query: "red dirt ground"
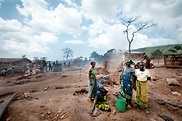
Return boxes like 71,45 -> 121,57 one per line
0,61 -> 182,121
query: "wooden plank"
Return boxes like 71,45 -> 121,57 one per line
0,92 -> 16,119
165,65 -> 182,68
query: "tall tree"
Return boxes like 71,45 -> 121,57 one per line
90,51 -> 101,62
34,57 -> 39,60
121,17 -> 156,59
168,45 -> 182,54
40,57 -> 47,61
169,49 -> 177,54
174,45 -> 182,50
151,49 -> 163,64
62,48 -> 73,60
103,49 -> 117,60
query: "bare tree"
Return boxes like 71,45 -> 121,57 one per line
121,17 -> 156,59
62,48 -> 73,60
22,55 -> 26,58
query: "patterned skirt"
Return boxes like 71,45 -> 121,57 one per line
88,79 -> 97,98
135,80 -> 148,107
119,75 -> 132,100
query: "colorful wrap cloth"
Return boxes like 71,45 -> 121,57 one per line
95,95 -> 110,111
119,75 -> 132,100
95,84 -> 110,111
135,80 -> 148,107
88,69 -> 97,98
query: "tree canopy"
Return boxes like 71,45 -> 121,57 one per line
62,48 -> 73,60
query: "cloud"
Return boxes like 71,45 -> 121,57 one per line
32,32 -> 58,43
88,18 -> 110,37
0,0 -> 4,7
0,0 -> 83,57
86,0 -> 182,51
64,40 -> 85,44
88,24 -> 127,50
63,0 -> 79,9
16,0 -> 82,35
122,0 -> 182,36
81,0 -> 121,21
88,22 -> 177,52
0,0 -> 181,59
0,17 -> 58,55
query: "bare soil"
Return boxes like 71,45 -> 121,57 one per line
0,64 -> 182,121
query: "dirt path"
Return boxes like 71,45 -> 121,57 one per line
0,66 -> 182,121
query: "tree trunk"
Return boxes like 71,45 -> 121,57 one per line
158,56 -> 159,64
128,42 -> 131,59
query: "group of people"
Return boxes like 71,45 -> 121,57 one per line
88,58 -> 151,115
88,61 -> 111,115
0,67 -> 14,76
118,59 -> 151,114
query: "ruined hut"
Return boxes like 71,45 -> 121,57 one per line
124,51 -> 143,60
0,58 -> 32,74
164,54 -> 182,68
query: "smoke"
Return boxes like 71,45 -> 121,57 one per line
107,52 -> 124,73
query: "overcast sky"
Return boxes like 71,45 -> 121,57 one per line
0,0 -> 182,60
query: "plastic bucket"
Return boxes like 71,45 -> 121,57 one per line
115,95 -> 126,112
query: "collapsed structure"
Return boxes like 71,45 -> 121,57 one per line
0,58 -> 32,74
164,54 -> 182,68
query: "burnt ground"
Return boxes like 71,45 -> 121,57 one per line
0,63 -> 182,121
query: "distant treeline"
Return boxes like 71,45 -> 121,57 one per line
132,44 -> 182,59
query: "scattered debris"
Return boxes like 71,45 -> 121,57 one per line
112,109 -> 116,115
62,75 -> 68,77
166,78 -> 181,86
40,114 -> 46,118
150,119 -> 157,121
152,76 -> 157,81
55,86 -> 64,89
90,108 -> 101,117
43,87 -> 50,91
58,109 -> 63,113
15,75 -> 29,81
158,114 -> 174,121
6,117 -> 11,121
36,74 -> 42,78
155,99 -> 166,105
40,105 -> 44,108
13,93 -> 33,100
171,91 -> 181,96
73,89 -> 88,95
167,102 -> 182,109
30,89 -> 37,93
14,80 -> 31,85
6,81 -> 11,83
47,111 -> 51,115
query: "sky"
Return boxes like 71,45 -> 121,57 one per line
0,0 -> 182,61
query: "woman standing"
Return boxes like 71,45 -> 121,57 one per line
135,62 -> 151,114
88,61 -> 97,101
119,59 -> 135,109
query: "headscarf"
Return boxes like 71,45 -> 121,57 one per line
125,59 -> 135,65
98,84 -> 103,89
139,61 -> 144,66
